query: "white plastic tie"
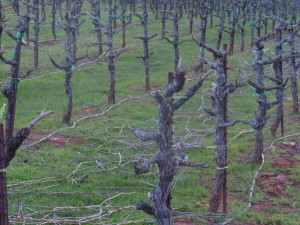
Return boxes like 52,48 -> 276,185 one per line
0,168 -> 7,173
217,166 -> 228,170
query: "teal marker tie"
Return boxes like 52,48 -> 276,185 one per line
69,62 -> 75,71
252,89 -> 267,97
12,78 -> 19,88
16,31 -> 26,44
17,31 -> 21,38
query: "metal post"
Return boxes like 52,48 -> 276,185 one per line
0,123 -> 9,225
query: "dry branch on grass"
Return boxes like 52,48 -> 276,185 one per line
21,95 -> 147,149
9,194 -> 139,224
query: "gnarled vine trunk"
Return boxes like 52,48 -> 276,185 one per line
133,59 -> 209,224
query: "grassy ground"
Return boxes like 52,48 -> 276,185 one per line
1,2 -> 300,224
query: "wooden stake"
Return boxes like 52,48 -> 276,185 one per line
168,72 -> 174,84
223,44 -> 228,214
0,123 -> 9,225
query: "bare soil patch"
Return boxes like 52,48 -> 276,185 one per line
233,46 -> 252,52
174,219 -> 196,225
39,39 -> 58,46
23,39 -> 58,49
23,132 -> 85,148
258,141 -> 299,197
130,98 -> 157,104
258,172 -> 288,197
231,223 -> 259,225
124,46 -> 140,54
48,136 -> 72,148
252,139 -> 299,217
271,140 -> 299,169
285,114 -> 300,125
253,198 -> 296,214
77,55 -> 99,65
272,156 -> 295,169
82,106 -> 97,113
253,199 -> 276,215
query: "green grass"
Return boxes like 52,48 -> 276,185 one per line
1,1 -> 300,224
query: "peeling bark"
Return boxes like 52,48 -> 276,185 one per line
120,0 -> 127,48
270,21 -> 286,136
33,0 -> 40,68
92,0 -> 126,104
51,0 -> 58,40
193,38 -> 249,213
134,0 -> 158,92
250,2 -> 256,47
49,5 -> 84,122
224,0 -> 240,55
89,0 -> 103,55
24,0 -> 40,68
215,2 -> 226,51
160,0 -> 168,39
286,20 -> 299,114
248,33 -> 278,163
12,0 -> 20,14
40,0 -> 46,22
0,16 -> 30,145
196,0 -> 210,72
188,0 -> 195,33
238,1 -> 248,51
164,0 -> 186,74
133,59 -> 209,224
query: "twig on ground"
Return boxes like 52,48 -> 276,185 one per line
21,95 -> 147,149
230,129 -> 254,140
